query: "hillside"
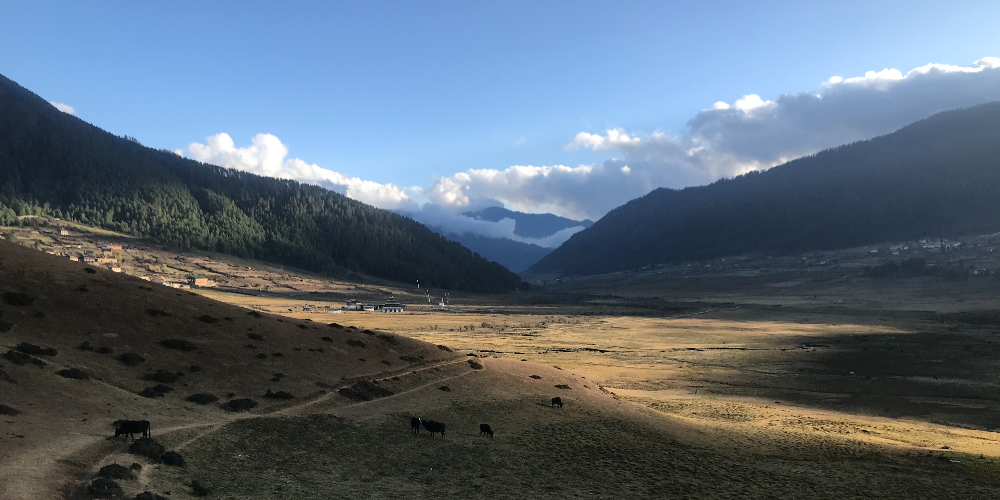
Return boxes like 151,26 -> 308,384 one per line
531,102 -> 1000,277
0,74 -> 524,292
443,232 -> 551,273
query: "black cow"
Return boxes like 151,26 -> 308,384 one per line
551,397 -> 563,408
421,419 -> 446,438
411,417 -> 422,434
479,423 -> 494,438
114,420 -> 151,442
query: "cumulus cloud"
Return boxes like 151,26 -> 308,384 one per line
177,133 -> 417,210
50,102 -> 75,115
431,57 -> 1000,220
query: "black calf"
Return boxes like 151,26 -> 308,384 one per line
479,423 -> 494,438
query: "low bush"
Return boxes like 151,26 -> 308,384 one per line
320,336 -> 333,342
160,339 -> 196,352
376,334 -> 398,345
438,385 -> 451,392
3,350 -> 45,366
468,360 -> 484,370
264,389 -> 295,400
58,368 -> 89,380
196,315 -> 219,324
153,384 -> 174,393
0,404 -> 20,416
2,292 -> 34,307
329,322 -> 343,328
119,353 -> 145,366
191,480 -> 211,496
78,341 -> 94,351
139,387 -> 164,399
225,398 -> 258,412
338,380 -> 393,401
161,450 -> 185,466
135,492 -> 168,500
529,375 -> 542,379
255,353 -> 268,359
129,437 -> 165,461
297,324 -> 308,329
144,370 -> 182,383
98,463 -> 134,480
186,393 -> 219,405
14,342 -> 57,356
346,339 -> 366,348
437,344 -> 453,352
87,477 -> 123,498
247,333 -> 263,341
555,384 -> 571,389
247,310 -> 263,318
400,355 -> 421,363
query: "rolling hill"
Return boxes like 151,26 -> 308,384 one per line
0,74 -> 524,292
530,102 -> 1000,277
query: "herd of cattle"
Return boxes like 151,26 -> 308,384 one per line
113,397 -> 566,442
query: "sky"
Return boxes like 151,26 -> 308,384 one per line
3,1 -> 1000,245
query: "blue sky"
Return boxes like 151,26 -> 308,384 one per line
3,1 -> 1000,230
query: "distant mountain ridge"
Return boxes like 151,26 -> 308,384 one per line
461,206 -> 593,239
0,73 -> 524,292
530,102 -> 1000,277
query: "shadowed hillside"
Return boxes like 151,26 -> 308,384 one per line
531,102 -> 1000,276
0,74 -> 524,292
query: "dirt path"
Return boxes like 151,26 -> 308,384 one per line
55,357 -> 472,499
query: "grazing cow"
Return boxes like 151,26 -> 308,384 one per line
411,417 -> 422,434
421,419 -> 446,438
551,397 -> 563,408
114,420 -> 151,442
479,423 -> 494,438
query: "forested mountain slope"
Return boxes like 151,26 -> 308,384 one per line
0,74 -> 523,292
531,102 -> 1000,276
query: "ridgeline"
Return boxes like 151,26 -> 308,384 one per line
0,74 -> 524,292
531,102 -> 1000,276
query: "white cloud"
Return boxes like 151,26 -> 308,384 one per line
430,57 -> 1000,220
50,102 -> 75,115
397,204 -> 586,249
177,133 -> 416,210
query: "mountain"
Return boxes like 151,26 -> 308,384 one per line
461,206 -> 593,239
0,74 -> 524,292
442,233 -> 552,273
530,102 -> 1000,277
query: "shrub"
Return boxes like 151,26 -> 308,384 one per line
0,404 -> 20,416
400,355 -> 421,363
153,384 -> 174,393
191,480 -> 211,496
437,344 -> 453,352
264,389 -> 295,400
248,310 -> 263,318
377,334 -> 398,345
186,393 -> 219,405
271,352 -> 283,357
14,342 -> 57,356
2,292 -> 34,307
129,437 -> 165,460
144,370 -> 182,383
119,353 -> 145,366
130,463 -> 143,471
225,398 -> 258,412
98,463 -> 134,480
529,375 -> 542,379
160,339 -> 196,352
338,380 -> 393,401
468,360 -> 484,370
3,350 -> 44,366
196,315 -> 219,324
83,268 -> 97,274
346,339 -> 366,348
329,322 -> 343,328
87,477 -> 123,498
78,341 -> 94,351
247,333 -> 263,341
58,368 -> 89,380
320,336 -> 333,342
135,492 -> 168,500
139,387 -> 164,399
555,384 -> 571,389
438,385 -> 451,392
297,324 -> 308,329
255,353 -> 268,359
161,451 -> 185,466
